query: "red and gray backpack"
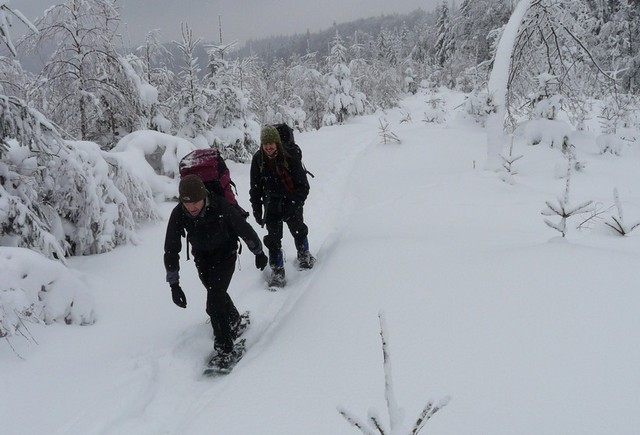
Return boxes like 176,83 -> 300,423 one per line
179,148 -> 249,218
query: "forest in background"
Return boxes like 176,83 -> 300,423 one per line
0,0 -> 639,261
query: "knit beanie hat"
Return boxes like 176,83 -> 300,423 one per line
179,174 -> 207,203
260,125 -> 282,146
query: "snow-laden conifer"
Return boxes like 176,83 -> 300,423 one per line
204,42 -> 260,162
338,312 -> 449,434
324,31 -> 367,125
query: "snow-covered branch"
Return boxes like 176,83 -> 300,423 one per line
338,312 -> 449,434
605,188 -> 640,236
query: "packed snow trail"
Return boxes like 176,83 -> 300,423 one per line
43,120 -> 377,435
5,91 -> 640,435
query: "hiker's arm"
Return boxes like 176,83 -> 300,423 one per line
249,154 -> 263,208
249,154 -> 265,221
163,206 -> 184,285
224,204 -> 264,255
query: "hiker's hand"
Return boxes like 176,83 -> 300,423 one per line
170,283 -> 187,308
255,252 -> 268,270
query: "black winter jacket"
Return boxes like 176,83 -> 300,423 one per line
164,194 -> 263,284
249,150 -> 310,212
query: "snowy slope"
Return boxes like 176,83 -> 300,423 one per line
2,90 -> 640,435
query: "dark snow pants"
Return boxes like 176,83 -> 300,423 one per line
194,254 -> 239,353
263,201 -> 308,263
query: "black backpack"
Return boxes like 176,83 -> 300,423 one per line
272,123 -> 314,178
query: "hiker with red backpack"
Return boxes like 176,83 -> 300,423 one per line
249,125 -> 315,288
163,174 -> 268,371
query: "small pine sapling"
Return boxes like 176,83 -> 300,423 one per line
541,154 -> 594,237
378,118 -> 401,144
399,110 -> 412,124
422,97 -> 445,124
605,188 -> 640,236
337,312 -> 450,435
499,135 -> 523,184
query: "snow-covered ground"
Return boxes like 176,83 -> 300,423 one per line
2,90 -> 640,435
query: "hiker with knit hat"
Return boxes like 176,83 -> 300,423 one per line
249,125 -> 315,288
164,174 -> 269,370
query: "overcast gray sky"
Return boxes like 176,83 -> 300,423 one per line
17,0 -> 439,46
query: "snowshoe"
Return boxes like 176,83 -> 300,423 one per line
203,339 -> 246,376
267,267 -> 286,289
297,250 -> 316,270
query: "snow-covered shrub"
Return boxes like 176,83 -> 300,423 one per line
464,91 -> 496,126
423,97 -> 446,123
521,119 -> 572,149
530,73 -> 563,121
210,118 -> 261,163
0,97 -> 158,258
112,130 -> 200,201
598,94 -> 633,135
103,153 -> 160,223
378,118 -> 401,145
0,160 -> 68,261
0,247 -> 95,340
113,130 -> 196,177
596,133 -> 624,155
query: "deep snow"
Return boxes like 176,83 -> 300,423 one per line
2,90 -> 640,435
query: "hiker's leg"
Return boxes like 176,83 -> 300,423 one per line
285,205 -> 309,251
264,218 -> 284,267
197,255 -> 238,352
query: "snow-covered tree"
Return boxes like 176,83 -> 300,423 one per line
434,0 -> 454,68
0,96 -> 157,258
324,31 -> 367,125
0,2 -> 38,57
134,29 -> 174,132
485,0 -> 535,171
173,23 -> 210,147
204,42 -> 259,162
289,53 -> 327,130
26,0 -> 143,146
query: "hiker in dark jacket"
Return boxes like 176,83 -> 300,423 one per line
164,174 -> 268,364
249,125 -> 315,287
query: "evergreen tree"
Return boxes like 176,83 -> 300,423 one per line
204,42 -> 259,162
134,29 -> 174,132
434,0 -> 454,68
324,31 -> 367,125
173,23 -> 210,146
289,53 -> 327,130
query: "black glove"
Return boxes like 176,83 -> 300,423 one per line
255,252 -> 268,270
253,206 -> 264,227
170,283 -> 187,308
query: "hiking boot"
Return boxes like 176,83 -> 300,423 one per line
209,348 -> 234,370
297,250 -> 316,270
268,248 -> 284,269
268,266 -> 286,288
232,311 -> 250,340
207,340 -> 246,373
210,341 -> 233,368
